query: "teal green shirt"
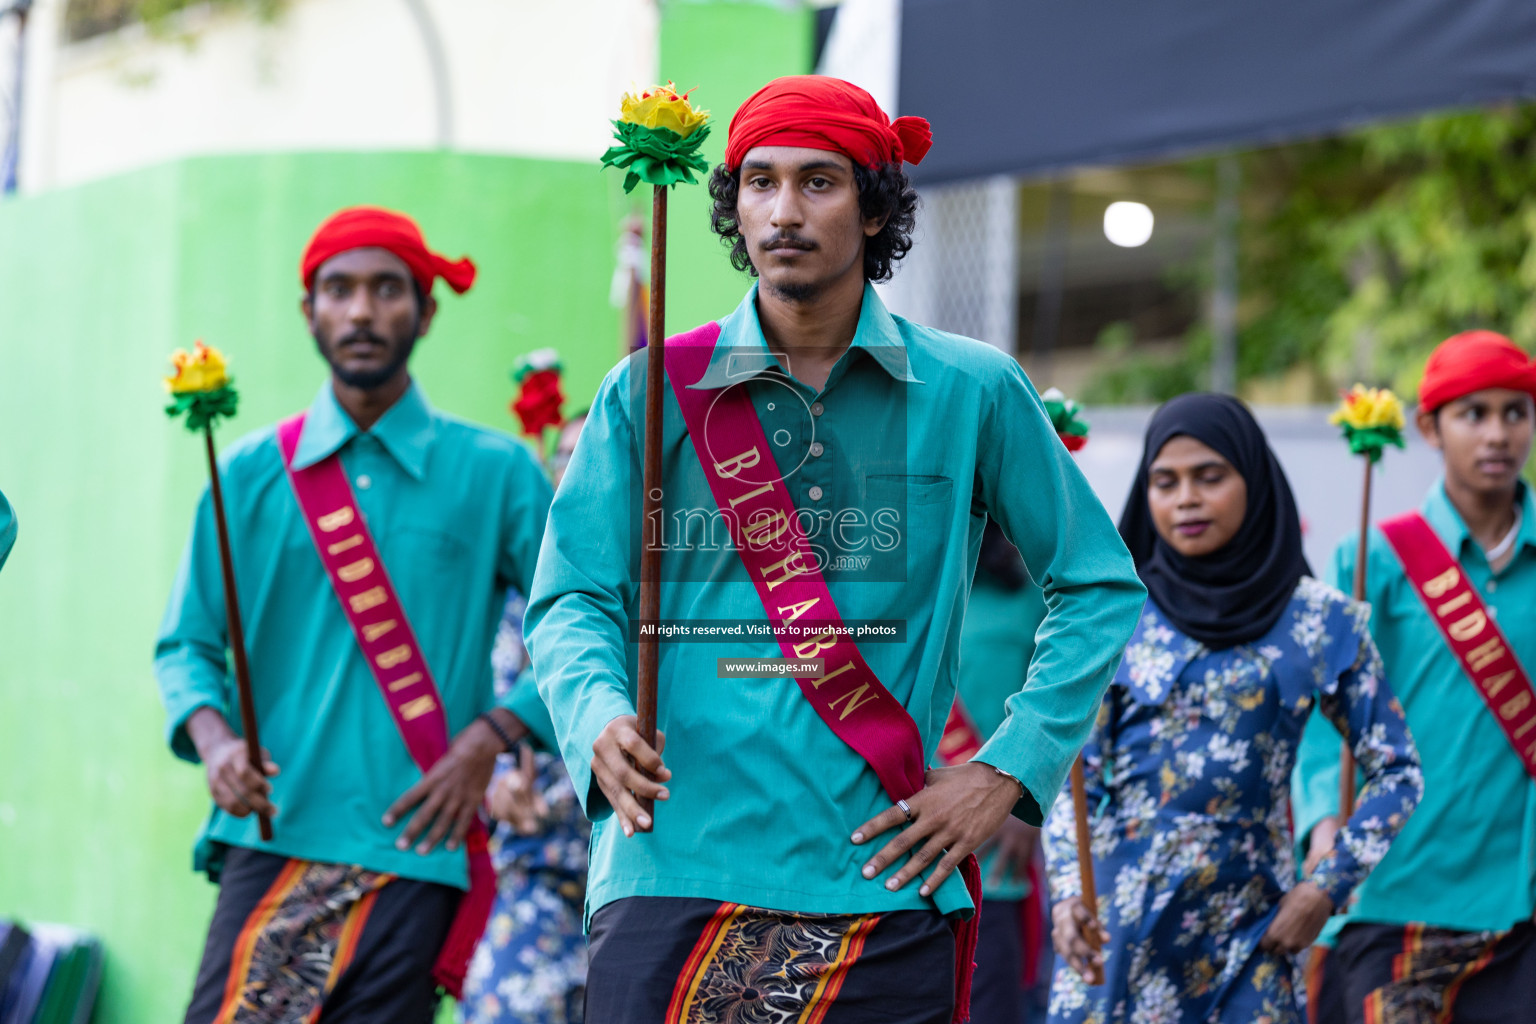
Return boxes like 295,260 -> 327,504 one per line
525,285 -> 1145,923
1293,480 -> 1536,932
154,382 -> 552,889
0,487 -> 14,573
956,575 -> 1049,902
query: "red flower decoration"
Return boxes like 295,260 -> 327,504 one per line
512,368 -> 565,438
1060,433 -> 1087,452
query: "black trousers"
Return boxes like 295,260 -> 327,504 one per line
586,896 -> 955,1024
1315,920 -> 1536,1024
183,846 -> 459,1024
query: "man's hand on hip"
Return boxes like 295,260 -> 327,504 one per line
850,760 -> 1023,897
383,711 -> 522,855
591,715 -> 669,837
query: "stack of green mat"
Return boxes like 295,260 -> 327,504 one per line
0,921 -> 102,1024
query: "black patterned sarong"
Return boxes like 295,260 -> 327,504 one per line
586,896 -> 954,1024
183,845 -> 458,1024
1324,919 -> 1536,1024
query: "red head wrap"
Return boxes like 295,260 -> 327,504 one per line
1418,330 -> 1536,412
724,75 -> 932,171
301,206 -> 477,297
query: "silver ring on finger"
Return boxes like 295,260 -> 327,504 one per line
897,798 -> 913,823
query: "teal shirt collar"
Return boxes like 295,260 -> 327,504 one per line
292,380 -> 436,480
1422,477 -> 1536,559
688,283 -> 923,390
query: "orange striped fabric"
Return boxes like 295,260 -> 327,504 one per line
1436,937 -> 1500,1023
1305,946 -> 1329,1024
214,861 -> 308,1024
802,914 -> 879,1024
301,887 -> 384,1024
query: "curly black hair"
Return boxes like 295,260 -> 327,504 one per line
707,161 -> 920,283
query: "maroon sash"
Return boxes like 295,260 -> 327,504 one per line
665,324 -> 983,1023
277,414 -> 494,998
1380,510 -> 1536,780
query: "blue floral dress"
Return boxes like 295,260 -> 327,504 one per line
1043,577 -> 1422,1024
459,592 -> 592,1024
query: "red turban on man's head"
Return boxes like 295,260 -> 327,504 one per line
724,75 -> 932,172
301,206 -> 477,297
1418,330 -> 1536,412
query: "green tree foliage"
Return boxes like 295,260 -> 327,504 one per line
1081,321 -> 1203,404
64,0 -> 283,43
1235,103 -> 1536,396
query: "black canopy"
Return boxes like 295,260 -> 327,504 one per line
900,0 -> 1536,184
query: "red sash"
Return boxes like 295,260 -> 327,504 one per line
277,414 -> 494,999
1380,510 -> 1536,780
665,324 -> 982,1023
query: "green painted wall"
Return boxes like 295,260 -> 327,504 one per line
0,4 -> 812,1021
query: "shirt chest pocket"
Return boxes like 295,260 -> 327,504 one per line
864,474 -> 954,577
387,525 -> 474,574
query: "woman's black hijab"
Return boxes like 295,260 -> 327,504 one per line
1118,393 -> 1311,649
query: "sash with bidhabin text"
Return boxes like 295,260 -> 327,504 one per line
276,414 -> 494,999
1380,510 -> 1536,780
664,323 -> 984,1024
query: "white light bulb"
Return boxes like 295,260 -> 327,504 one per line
1103,201 -> 1154,247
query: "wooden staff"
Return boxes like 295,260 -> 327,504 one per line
1069,756 -> 1104,985
1338,456 -> 1374,820
634,183 -> 668,829
203,425 -> 272,841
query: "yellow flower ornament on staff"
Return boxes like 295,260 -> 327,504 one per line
601,82 -> 712,194
164,341 -> 239,432
166,341 -> 230,393
1329,384 -> 1406,463
620,85 -> 710,136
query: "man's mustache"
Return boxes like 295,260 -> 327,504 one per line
762,233 -> 816,251
336,329 -> 388,348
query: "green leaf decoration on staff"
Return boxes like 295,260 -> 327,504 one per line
164,341 -> 240,433
1041,387 -> 1090,451
1329,384 -> 1406,463
600,83 -> 712,194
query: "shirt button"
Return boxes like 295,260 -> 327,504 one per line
808,486 -> 824,501
810,442 -> 825,457
811,402 -> 825,417
356,474 -> 372,490
1487,580 -> 1498,593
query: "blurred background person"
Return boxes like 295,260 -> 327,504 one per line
461,410 -> 591,1024
154,207 -> 553,1023
950,519 -> 1050,1024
